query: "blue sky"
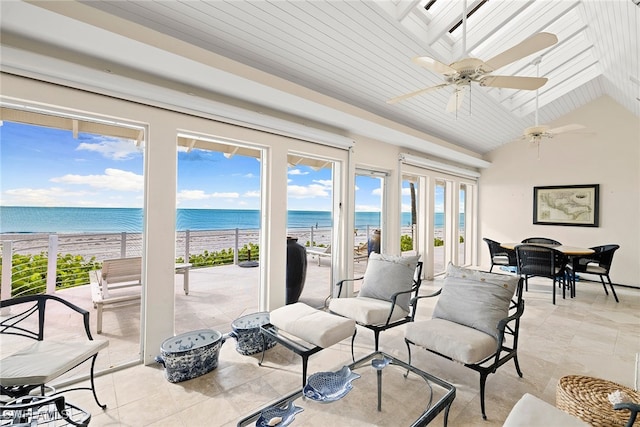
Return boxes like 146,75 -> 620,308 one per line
1,122 -> 394,211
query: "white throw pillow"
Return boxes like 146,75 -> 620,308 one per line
358,253 -> 419,312
432,263 -> 518,338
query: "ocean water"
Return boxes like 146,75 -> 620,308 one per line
0,207 -> 453,233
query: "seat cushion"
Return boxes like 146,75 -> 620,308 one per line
329,296 -> 409,326
492,255 -> 510,265
503,393 -> 590,427
585,264 -> 606,274
433,264 -> 518,339
270,303 -> 355,348
405,318 -> 497,364
358,253 -> 419,312
0,340 -> 109,386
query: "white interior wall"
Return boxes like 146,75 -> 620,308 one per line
479,96 -> 640,287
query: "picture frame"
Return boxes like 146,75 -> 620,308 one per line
533,184 -> 599,227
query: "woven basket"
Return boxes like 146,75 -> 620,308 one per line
557,375 -> 640,426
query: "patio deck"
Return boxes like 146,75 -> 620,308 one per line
18,254 -> 370,372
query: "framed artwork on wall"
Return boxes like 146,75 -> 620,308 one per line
533,184 -> 599,227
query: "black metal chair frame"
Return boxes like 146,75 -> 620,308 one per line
483,237 -> 517,273
0,294 -> 107,409
615,402 -> 640,427
333,261 -> 424,360
568,244 -> 620,302
521,237 -> 562,245
516,244 -> 569,305
405,276 -> 525,420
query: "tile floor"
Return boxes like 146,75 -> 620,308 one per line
5,266 -> 639,426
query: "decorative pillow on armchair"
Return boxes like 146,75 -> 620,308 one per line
432,263 -> 519,338
358,253 -> 419,312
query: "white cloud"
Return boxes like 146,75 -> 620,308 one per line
313,179 -> 332,188
402,187 -> 412,196
177,190 -> 239,203
288,169 -> 309,176
372,188 -> 382,196
51,168 -> 143,192
177,190 -> 209,201
243,190 -> 260,198
211,192 -> 239,198
288,184 -> 329,199
76,137 -> 142,160
355,204 -> 381,212
3,187 -> 94,206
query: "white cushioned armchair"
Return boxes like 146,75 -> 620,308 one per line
405,263 -> 525,420
329,253 -> 423,360
0,294 -> 108,409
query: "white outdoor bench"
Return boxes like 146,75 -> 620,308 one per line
306,246 -> 331,266
90,257 -> 191,333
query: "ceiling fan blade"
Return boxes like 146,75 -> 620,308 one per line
446,86 -> 467,112
412,56 -> 456,75
480,75 -> 548,90
387,83 -> 450,104
547,124 -> 586,134
484,32 -> 558,72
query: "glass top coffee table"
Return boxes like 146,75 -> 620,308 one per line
237,351 -> 456,427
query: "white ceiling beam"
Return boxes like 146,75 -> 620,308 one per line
396,0 -> 422,22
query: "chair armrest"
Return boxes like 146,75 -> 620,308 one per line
408,289 -> 442,320
496,299 -> 525,333
380,286 -> 420,325
614,402 -> 640,427
0,294 -> 94,341
491,299 -> 526,369
334,277 -> 364,298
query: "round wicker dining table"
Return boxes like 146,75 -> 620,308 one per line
557,375 -> 640,426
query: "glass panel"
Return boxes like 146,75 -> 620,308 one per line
176,142 -> 262,332
354,173 -> 384,288
459,184 -> 467,265
434,179 -> 446,274
286,160 -> 334,308
401,178 -> 418,255
0,117 -> 145,369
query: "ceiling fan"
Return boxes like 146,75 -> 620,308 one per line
521,59 -> 586,144
388,4 -> 558,111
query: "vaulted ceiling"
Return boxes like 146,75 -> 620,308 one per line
1,1 -> 638,169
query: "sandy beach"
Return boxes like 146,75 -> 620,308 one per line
1,226 -> 441,261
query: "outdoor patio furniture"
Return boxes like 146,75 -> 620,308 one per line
0,294 -> 108,409
91,257 -> 192,333
328,254 -> 422,359
90,257 -> 143,334
404,263 -> 524,420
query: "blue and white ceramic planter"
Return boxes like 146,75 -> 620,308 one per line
228,312 -> 277,356
156,329 -> 224,383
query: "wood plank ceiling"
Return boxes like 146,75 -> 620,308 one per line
2,0 -> 638,157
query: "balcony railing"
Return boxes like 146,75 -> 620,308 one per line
0,226 -> 361,300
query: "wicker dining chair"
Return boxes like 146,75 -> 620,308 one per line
483,237 -> 517,273
521,237 -> 562,245
567,244 -> 620,302
516,244 -> 569,304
